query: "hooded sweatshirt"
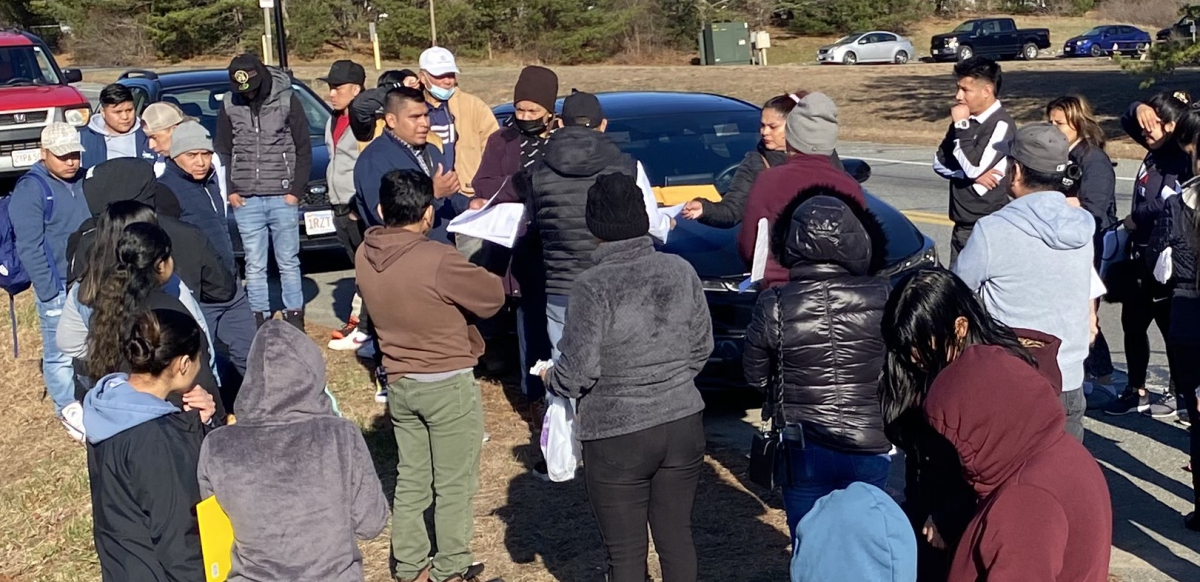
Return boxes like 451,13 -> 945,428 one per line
8,161 -> 89,301
197,321 -> 388,582
356,227 -> 505,382
925,345 -> 1112,582
737,152 -> 864,289
82,373 -> 206,582
67,158 -> 234,304
791,482 -> 917,582
79,114 -> 155,169
954,191 -> 1098,392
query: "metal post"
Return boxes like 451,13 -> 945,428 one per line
274,0 -> 289,70
262,6 -> 273,65
429,0 -> 437,46
370,21 -> 381,71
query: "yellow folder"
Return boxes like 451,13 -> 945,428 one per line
652,184 -> 721,205
196,495 -> 234,582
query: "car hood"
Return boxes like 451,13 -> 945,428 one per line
1066,36 -> 1092,43
0,84 -> 89,110
818,44 -> 845,52
931,33 -> 959,43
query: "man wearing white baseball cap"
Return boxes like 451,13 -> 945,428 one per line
142,102 -> 228,202
9,122 -> 92,441
418,47 -> 498,200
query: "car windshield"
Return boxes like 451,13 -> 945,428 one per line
835,33 -> 864,44
0,45 -> 61,86
604,111 -> 762,188
953,22 -> 977,33
1082,27 -> 1107,36
159,83 -> 329,137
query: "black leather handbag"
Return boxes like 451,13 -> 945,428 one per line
748,289 -> 785,490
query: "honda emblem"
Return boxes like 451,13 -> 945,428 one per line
13,113 -> 26,124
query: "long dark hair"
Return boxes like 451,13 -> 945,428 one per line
78,201 -> 158,307
763,89 -> 809,117
87,223 -> 172,378
122,309 -> 201,377
879,268 -> 1034,425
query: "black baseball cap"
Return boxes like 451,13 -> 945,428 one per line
562,90 -> 604,128
320,60 -> 366,87
228,54 -> 263,95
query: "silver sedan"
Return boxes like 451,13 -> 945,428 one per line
817,31 -> 915,65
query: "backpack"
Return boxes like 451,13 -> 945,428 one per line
0,172 -> 57,357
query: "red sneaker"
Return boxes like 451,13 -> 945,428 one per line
331,316 -> 359,340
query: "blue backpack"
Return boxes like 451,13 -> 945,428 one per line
0,172 -> 56,357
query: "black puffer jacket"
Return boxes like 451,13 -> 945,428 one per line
516,127 -> 636,295
743,189 -> 891,454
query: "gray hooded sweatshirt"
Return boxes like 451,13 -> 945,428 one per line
197,321 -> 388,582
954,191 -> 1098,392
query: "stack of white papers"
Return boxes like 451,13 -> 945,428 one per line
447,194 -> 526,248
738,218 -> 770,293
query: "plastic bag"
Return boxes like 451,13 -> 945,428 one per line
1154,246 -> 1174,284
539,394 -> 580,482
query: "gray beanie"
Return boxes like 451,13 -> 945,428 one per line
785,92 -> 839,156
170,120 -> 213,159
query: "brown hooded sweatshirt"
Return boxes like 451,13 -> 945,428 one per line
356,226 -> 505,382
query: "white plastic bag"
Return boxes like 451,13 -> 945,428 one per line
1154,247 -> 1174,284
539,394 -> 581,482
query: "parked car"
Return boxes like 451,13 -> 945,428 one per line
1062,25 -> 1150,57
817,31 -> 915,65
0,29 -> 90,178
114,69 -> 339,254
1158,13 -> 1198,45
493,92 -> 938,387
930,17 -> 1052,62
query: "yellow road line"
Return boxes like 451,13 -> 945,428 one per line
901,210 -> 955,227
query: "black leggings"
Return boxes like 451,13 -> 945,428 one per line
1122,287 -> 1171,389
333,204 -> 371,330
583,413 -> 705,582
1168,341 -> 1200,510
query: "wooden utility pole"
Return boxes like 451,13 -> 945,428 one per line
429,0 -> 438,46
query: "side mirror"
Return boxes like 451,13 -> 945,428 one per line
61,68 -> 82,84
858,38 -> 869,44
844,160 -> 872,184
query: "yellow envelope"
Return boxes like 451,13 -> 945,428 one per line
197,495 -> 234,582
652,185 -> 721,206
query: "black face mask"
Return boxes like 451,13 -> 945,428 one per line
515,117 -> 549,136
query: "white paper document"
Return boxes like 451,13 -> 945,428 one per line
738,218 -> 770,293
447,194 -> 526,248
660,202 -> 687,219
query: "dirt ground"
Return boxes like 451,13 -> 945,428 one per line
86,57 -> 1199,161
0,292 -> 790,581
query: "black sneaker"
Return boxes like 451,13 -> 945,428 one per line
1104,389 -> 1150,416
1150,392 -> 1179,418
533,460 -> 550,482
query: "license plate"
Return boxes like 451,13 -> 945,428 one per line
10,149 -> 39,168
303,210 -> 335,236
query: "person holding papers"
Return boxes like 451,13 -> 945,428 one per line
743,186 -> 892,540
738,92 -> 863,290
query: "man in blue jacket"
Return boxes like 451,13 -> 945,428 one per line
353,86 -> 466,246
10,123 -> 91,440
78,83 -> 155,169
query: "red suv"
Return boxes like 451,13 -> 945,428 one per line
0,29 -> 90,177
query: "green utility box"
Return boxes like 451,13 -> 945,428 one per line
699,22 -> 752,65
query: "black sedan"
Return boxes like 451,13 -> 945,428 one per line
493,92 -> 938,387
114,69 -> 340,255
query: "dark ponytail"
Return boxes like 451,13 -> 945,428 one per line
78,200 -> 158,307
1147,90 -> 1192,127
87,223 -> 172,378
763,89 -> 809,117
122,309 -> 201,376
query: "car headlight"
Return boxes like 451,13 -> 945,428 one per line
947,38 -> 959,48
1077,40 -> 1087,45
63,107 -> 89,127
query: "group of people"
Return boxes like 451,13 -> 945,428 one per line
6,40 -> 1197,582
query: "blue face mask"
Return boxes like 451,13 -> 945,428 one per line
428,84 -> 456,101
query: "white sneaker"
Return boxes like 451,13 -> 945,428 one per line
328,330 -> 371,351
60,401 -> 85,444
374,387 -> 388,404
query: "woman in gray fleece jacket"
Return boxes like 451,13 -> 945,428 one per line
544,173 -> 714,582
197,320 -> 389,582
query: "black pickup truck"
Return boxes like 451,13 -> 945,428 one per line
1158,13 -> 1198,45
931,18 -> 1052,62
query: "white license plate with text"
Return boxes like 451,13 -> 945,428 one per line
10,149 -> 39,168
304,210 -> 336,236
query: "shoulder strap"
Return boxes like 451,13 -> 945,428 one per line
22,172 -> 54,222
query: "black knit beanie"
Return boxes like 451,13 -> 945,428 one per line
586,173 -> 649,242
513,66 -> 559,112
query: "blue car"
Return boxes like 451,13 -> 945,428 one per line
114,69 -> 340,255
1062,25 -> 1150,57
494,92 -> 938,387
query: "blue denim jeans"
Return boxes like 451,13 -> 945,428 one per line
781,439 -> 891,539
35,291 -> 74,413
234,195 -> 303,314
545,293 -> 569,360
